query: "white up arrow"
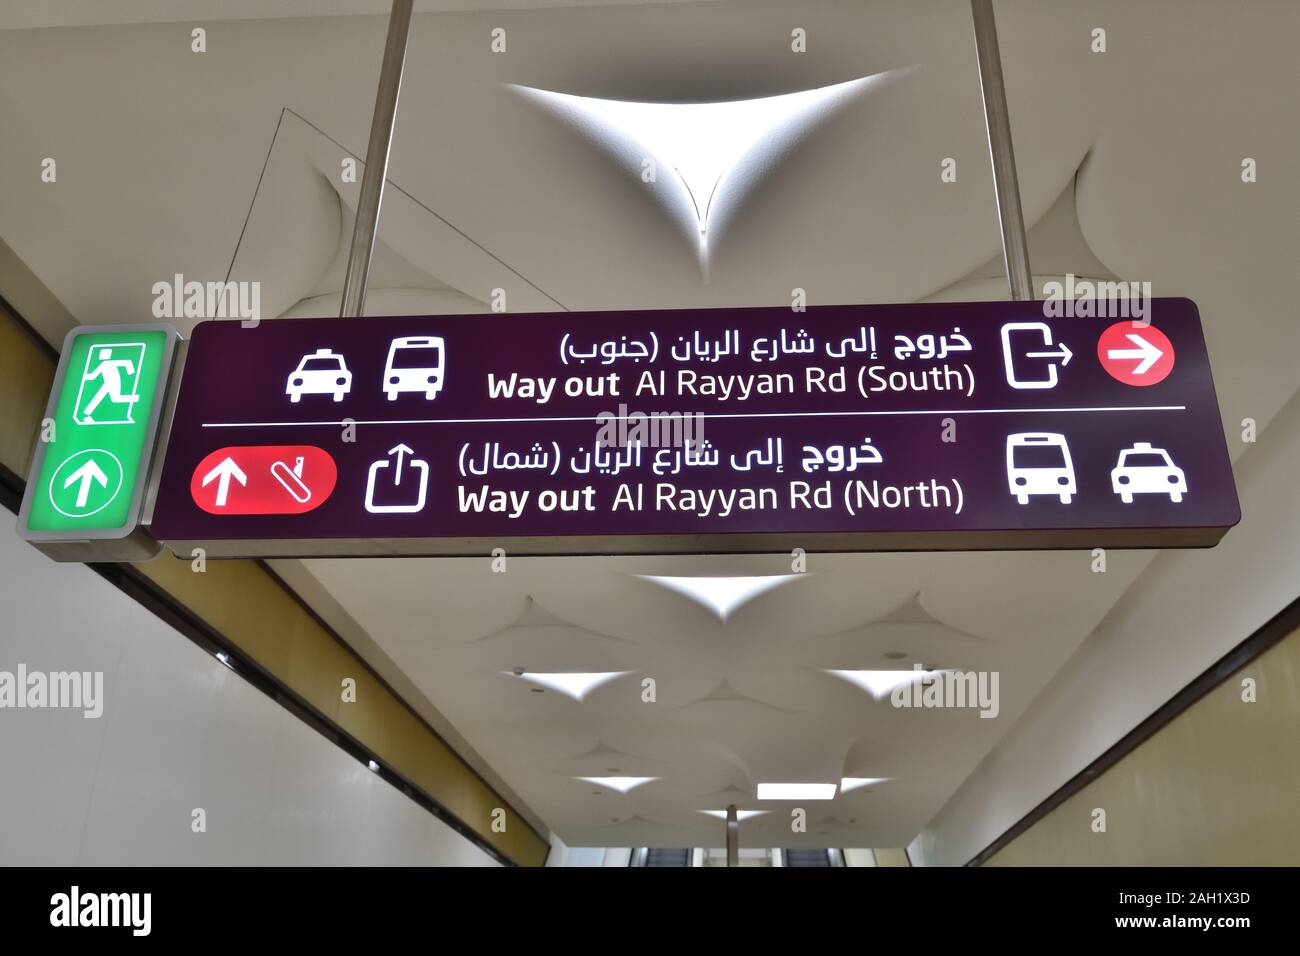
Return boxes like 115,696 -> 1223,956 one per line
64,459 -> 108,509
1107,332 -> 1164,375
388,443 -> 414,484
201,456 -> 247,507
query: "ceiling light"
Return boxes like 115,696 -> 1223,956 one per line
757,783 -> 837,801
840,777 -> 891,793
638,574 -> 795,621
700,809 -> 768,820
367,760 -> 380,773
826,669 -> 942,701
577,776 -> 657,793
510,671 -> 630,701
514,76 -> 881,258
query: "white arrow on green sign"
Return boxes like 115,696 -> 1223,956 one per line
19,325 -> 179,560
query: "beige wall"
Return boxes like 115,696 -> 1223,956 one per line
988,622 -> 1300,866
0,526 -> 501,866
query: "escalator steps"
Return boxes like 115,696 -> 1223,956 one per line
783,849 -> 832,867
645,848 -> 691,867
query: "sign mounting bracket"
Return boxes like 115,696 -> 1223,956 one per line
971,0 -> 1034,302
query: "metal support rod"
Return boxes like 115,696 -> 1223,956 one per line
339,0 -> 414,318
970,0 -> 1033,301
725,804 -> 739,867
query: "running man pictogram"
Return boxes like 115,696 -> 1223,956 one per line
74,344 -> 146,425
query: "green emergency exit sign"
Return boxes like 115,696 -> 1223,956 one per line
19,325 -> 179,560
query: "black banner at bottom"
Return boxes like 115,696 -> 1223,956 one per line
1,866 -> 1281,940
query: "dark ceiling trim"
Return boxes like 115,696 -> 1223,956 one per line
967,590 -> 1300,866
0,291 -> 59,362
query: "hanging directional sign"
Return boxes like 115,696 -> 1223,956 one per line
19,324 -> 180,560
146,299 -> 1239,557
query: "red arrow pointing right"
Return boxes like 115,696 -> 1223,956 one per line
1097,322 -> 1175,386
1106,333 -> 1163,375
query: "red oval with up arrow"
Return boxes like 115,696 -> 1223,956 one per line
190,446 -> 337,515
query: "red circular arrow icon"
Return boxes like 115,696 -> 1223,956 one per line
190,446 -> 337,515
1096,321 -> 1175,386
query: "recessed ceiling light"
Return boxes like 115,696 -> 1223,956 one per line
637,574 -> 796,621
700,809 -> 768,820
840,777 -> 892,793
756,783 -> 837,801
578,776 -> 658,793
510,671 -> 630,701
826,668 -> 942,701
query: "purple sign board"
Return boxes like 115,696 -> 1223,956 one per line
149,300 -> 1239,556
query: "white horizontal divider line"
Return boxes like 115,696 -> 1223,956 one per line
201,405 -> 1188,428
